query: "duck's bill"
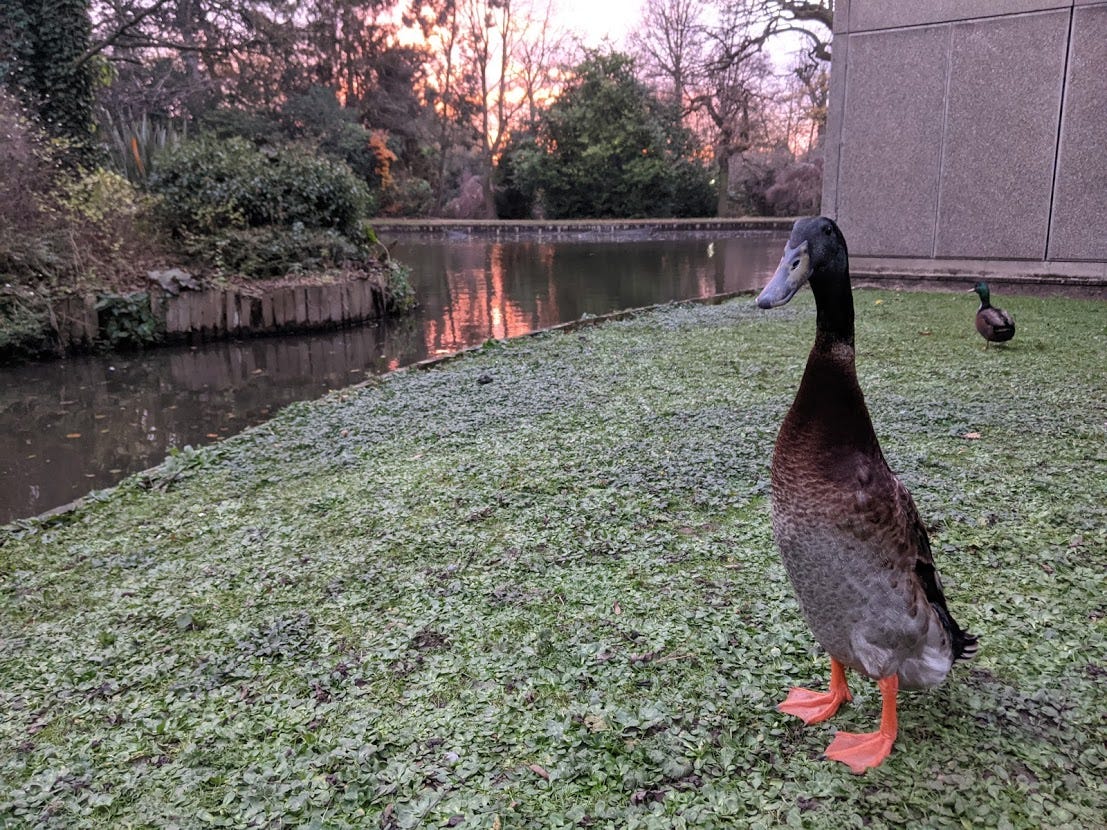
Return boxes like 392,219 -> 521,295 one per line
756,242 -> 811,309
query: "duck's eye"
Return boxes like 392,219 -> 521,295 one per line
823,226 -> 832,236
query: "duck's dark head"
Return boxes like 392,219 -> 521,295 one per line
757,216 -> 848,310
972,281 -> 991,305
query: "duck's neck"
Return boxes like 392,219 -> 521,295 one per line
810,266 -> 855,351
781,265 -> 879,454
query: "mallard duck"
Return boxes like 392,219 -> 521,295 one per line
972,281 -> 1015,347
756,217 -> 978,773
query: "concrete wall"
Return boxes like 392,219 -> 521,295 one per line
822,1 -> 1107,284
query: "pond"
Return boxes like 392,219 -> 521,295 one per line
0,231 -> 786,524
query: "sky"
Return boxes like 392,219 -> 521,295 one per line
554,0 -> 813,68
557,0 -> 645,47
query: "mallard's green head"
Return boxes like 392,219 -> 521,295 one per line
972,281 -> 991,304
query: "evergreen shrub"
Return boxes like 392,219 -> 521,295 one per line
150,137 -> 370,237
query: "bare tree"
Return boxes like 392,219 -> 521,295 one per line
754,0 -> 833,62
628,0 -> 705,108
463,0 -> 522,217
682,1 -> 775,215
409,0 -> 471,213
514,0 -> 568,129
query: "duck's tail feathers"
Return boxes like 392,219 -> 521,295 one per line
953,629 -> 979,663
916,559 -> 979,664
932,599 -> 979,663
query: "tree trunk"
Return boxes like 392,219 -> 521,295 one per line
482,171 -> 497,219
715,149 -> 731,217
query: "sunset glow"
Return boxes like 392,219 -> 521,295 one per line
556,0 -> 643,46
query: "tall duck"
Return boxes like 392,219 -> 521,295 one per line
972,281 -> 1015,347
756,217 -> 978,773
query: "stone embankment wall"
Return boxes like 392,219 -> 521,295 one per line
371,218 -> 795,237
51,276 -> 390,351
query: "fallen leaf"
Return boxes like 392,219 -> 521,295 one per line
584,714 -> 608,733
962,432 -> 981,440
528,763 -> 550,780
65,432 -> 81,439
612,601 -> 622,615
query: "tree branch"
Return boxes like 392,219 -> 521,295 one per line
77,0 -> 175,69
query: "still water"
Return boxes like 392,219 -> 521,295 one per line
0,231 -> 785,523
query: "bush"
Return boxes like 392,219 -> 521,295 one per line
101,111 -> 186,185
95,291 -> 162,349
728,148 -> 824,217
0,292 -> 52,358
150,137 -> 370,237
528,50 -> 715,218
0,89 -> 169,292
382,260 -> 416,313
187,225 -> 373,280
57,168 -> 146,223
764,156 -> 823,216
378,175 -> 433,217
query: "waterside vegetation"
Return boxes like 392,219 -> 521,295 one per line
2,290 -> 1105,827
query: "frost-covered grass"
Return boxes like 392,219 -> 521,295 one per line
2,289 -> 1105,828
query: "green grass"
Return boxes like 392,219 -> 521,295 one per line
1,289 -> 1105,828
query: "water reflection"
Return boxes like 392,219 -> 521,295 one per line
400,235 -> 783,356
0,232 -> 784,522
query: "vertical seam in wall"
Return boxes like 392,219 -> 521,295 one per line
931,23 -> 954,259
1043,6 -> 1075,262
832,34 -> 850,218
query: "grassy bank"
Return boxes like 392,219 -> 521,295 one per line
2,290 -> 1105,828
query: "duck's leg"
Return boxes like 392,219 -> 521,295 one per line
778,657 -> 852,724
824,675 -> 899,773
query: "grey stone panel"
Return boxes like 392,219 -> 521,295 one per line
834,26 -> 949,257
934,12 -> 1068,259
1048,4 -> 1107,260
820,34 -> 848,215
848,0 -> 1072,32
833,0 -> 850,33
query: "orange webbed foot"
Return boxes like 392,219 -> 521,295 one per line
824,675 -> 899,774
825,728 -> 895,773
778,657 -> 852,725
778,685 -> 851,724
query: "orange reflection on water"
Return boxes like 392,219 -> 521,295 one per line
422,242 -> 549,355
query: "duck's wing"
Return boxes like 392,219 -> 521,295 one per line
980,306 -> 1015,329
890,472 -> 980,663
844,458 -> 979,664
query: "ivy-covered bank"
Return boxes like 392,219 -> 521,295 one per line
2,263 -> 414,360
1,95 -> 414,362
2,291 -> 1105,828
